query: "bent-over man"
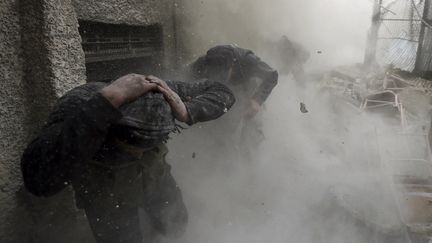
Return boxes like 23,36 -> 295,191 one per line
188,44 -> 278,162
21,74 -> 235,243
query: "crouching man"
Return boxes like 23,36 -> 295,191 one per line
21,74 -> 235,243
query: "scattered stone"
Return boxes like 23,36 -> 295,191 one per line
300,102 -> 309,113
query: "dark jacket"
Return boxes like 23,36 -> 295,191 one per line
21,80 -> 235,197
271,36 -> 309,80
190,45 -> 278,105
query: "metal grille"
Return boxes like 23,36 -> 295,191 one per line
376,0 -> 426,71
79,21 -> 163,63
78,21 -> 163,82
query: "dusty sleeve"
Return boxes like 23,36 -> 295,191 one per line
168,80 -> 236,125
21,89 -> 122,197
243,53 -> 279,104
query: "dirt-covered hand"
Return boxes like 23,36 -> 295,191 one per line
146,75 -> 171,90
147,75 -> 190,123
100,74 -> 158,107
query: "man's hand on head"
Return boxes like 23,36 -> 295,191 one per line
100,74 -> 158,108
146,75 -> 171,91
146,75 -> 191,124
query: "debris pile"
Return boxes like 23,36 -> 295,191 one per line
320,65 -> 432,241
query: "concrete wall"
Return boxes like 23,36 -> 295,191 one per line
18,1 -> 90,242
0,0 -> 28,242
0,0 -> 87,242
20,0 -> 87,134
0,0 -> 178,242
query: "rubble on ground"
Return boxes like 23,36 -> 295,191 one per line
319,65 -> 432,241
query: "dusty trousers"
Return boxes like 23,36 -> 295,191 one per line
72,143 -> 188,243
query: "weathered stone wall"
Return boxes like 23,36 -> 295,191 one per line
1,0 -> 87,242
45,0 -> 87,97
73,0 -> 166,25
20,0 -> 86,134
0,0 -> 28,242
18,1 -> 90,243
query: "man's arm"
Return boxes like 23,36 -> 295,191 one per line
165,79 -> 236,125
21,74 -> 157,197
243,52 -> 279,105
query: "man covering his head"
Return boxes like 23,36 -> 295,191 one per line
187,45 -> 278,163
21,74 -> 235,243
190,44 -> 278,117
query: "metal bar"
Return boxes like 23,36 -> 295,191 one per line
364,0 -> 383,66
381,5 -> 397,15
410,2 -> 415,39
415,0 -> 431,72
378,37 -> 419,42
82,41 -> 152,44
364,103 -> 396,109
381,18 -> 422,21
84,52 -> 155,63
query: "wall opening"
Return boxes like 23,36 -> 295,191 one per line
79,21 -> 163,82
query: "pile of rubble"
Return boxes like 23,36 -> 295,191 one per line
320,66 -> 432,126
319,65 -> 432,242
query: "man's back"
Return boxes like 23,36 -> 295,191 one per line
20,74 -> 235,243
190,44 -> 278,106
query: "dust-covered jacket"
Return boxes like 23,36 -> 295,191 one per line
21,80 -> 235,197
190,45 -> 279,105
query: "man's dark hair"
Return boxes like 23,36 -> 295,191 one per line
203,45 -> 240,82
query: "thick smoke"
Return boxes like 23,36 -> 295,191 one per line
178,0 -> 373,70
168,79 -> 426,242
166,1 -> 429,242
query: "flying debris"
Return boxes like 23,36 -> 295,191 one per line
300,102 -> 309,113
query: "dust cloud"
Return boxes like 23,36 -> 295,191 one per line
178,0 -> 373,70
166,0 -> 429,242
168,78 -> 423,242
